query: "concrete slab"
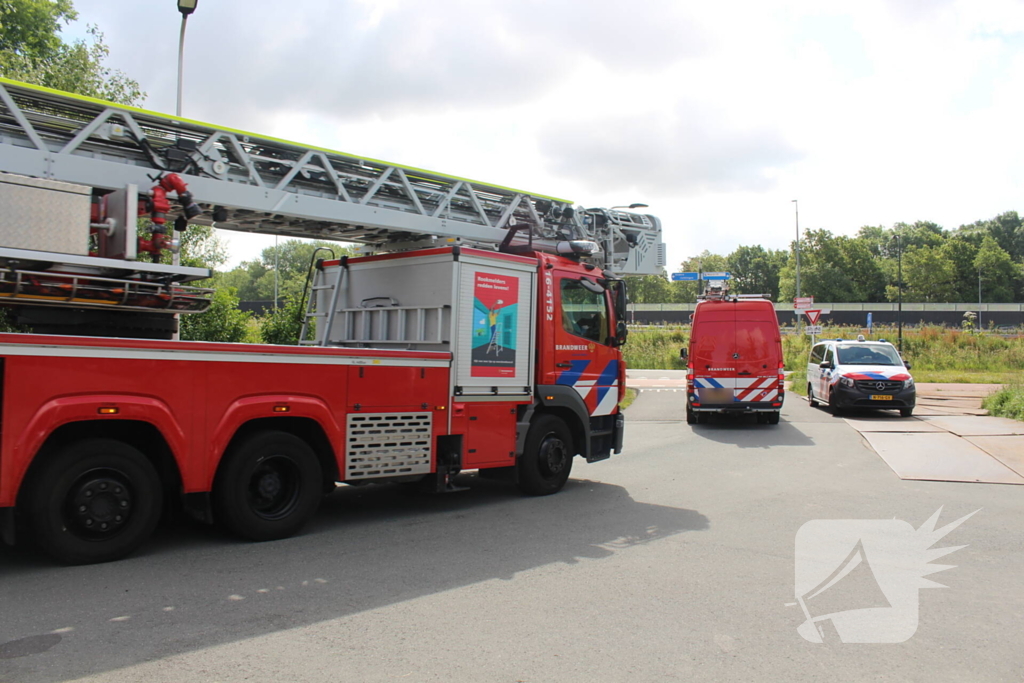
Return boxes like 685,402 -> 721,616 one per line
966,436 -> 1024,478
918,415 -> 1024,436
843,417 -> 944,432
861,432 -> 1024,485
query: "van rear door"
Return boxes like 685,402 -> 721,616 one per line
691,303 -> 736,405
733,304 -> 782,403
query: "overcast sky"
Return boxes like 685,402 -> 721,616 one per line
66,0 -> 1024,270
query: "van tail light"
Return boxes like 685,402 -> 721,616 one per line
777,360 -> 786,394
686,362 -> 694,384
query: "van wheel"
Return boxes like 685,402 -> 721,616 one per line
686,404 -> 697,424
518,415 -> 573,496
28,439 -> 163,564
900,408 -> 914,418
214,431 -> 322,541
807,384 -> 819,408
828,390 -> 843,416
766,411 -> 781,425
696,412 -> 709,425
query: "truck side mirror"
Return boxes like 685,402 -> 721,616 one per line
680,348 -> 688,360
615,320 -> 628,346
819,360 -> 831,369
904,361 -> 912,370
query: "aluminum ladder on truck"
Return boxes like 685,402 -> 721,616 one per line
0,77 -> 666,276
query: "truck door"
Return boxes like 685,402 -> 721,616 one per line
548,272 -> 620,417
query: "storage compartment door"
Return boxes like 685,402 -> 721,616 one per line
453,259 -> 535,397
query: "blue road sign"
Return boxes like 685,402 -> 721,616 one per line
701,272 -> 730,280
671,272 -> 700,281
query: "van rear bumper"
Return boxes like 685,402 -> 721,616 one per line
689,400 -> 783,414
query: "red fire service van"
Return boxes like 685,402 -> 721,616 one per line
682,283 -> 785,425
0,78 -> 666,564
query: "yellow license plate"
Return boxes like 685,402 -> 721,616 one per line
871,394 -> 893,401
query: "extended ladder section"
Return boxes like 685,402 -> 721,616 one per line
0,78 -> 665,275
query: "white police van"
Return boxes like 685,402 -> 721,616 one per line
806,337 -> 916,417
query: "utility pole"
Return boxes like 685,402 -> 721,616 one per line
792,199 -> 801,333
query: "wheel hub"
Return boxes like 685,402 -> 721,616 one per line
540,436 -> 567,476
68,474 -> 132,537
248,456 -> 300,520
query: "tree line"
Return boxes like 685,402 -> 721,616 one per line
626,214 -> 1024,304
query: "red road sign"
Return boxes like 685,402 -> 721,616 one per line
794,297 -> 814,309
804,309 -> 822,325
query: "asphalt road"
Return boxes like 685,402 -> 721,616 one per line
1,393 -> 1021,682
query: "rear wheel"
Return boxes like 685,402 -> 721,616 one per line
686,404 -> 697,424
518,415 -> 574,496
214,431 -> 322,541
28,438 -> 163,564
807,384 -> 819,408
766,411 -> 781,425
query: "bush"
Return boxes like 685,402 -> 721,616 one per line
983,385 -> 1024,422
179,287 -> 257,343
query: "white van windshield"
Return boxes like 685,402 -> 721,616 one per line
836,345 -> 902,366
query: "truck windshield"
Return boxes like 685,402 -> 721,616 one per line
836,345 -> 902,366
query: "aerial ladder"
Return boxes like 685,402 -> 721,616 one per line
0,77 -> 666,335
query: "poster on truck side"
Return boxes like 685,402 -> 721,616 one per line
471,272 -> 519,377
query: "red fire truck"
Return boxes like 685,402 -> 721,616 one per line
0,78 -> 665,563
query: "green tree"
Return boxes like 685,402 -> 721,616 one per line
895,246 -> 957,302
178,286 -> 255,343
727,245 -> 786,299
974,236 -> 1020,302
624,273 -> 673,304
0,0 -> 144,105
222,239 -> 354,303
940,236 -> 980,302
962,214 -> 1019,264
258,295 -> 306,345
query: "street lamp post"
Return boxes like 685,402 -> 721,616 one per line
978,267 -> 983,330
792,200 -> 800,299
172,0 -> 198,340
893,233 -> 903,353
176,0 -> 198,118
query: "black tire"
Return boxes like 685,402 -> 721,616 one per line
214,431 -> 322,541
828,389 -> 843,415
766,411 -> 781,425
686,404 -> 697,424
28,438 -> 163,564
900,407 -> 914,418
696,411 -> 709,425
807,384 -> 819,408
518,415 -> 574,496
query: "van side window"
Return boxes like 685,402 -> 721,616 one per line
809,344 -> 824,364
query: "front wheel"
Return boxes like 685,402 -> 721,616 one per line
900,407 -> 914,418
28,438 -> 163,564
828,388 -> 843,416
518,415 -> 574,496
214,431 -> 322,541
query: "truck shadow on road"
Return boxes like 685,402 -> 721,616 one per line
0,477 -> 708,682
689,415 -> 817,449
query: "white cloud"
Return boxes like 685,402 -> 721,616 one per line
61,0 -> 1024,272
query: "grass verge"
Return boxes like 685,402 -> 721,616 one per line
982,385 -> 1024,422
619,388 -> 638,411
